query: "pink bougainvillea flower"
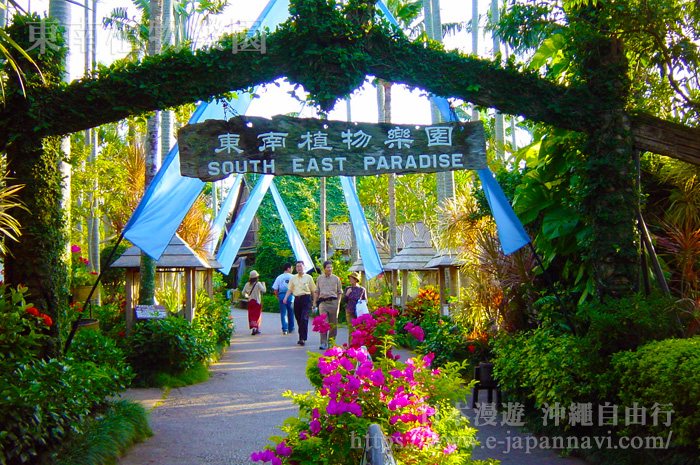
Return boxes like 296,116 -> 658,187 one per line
275,441 -> 292,457
309,418 -> 321,434
312,314 -> 331,333
71,245 -> 81,253
443,444 -> 457,454
250,449 -> 275,462
402,426 -> 440,448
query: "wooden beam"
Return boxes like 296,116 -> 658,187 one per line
631,114 -> 700,166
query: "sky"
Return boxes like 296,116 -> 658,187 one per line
20,0 -> 501,127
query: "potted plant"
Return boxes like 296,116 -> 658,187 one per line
70,245 -> 98,302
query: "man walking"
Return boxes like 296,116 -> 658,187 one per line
283,261 -> 317,346
272,263 -> 295,335
316,260 -> 342,350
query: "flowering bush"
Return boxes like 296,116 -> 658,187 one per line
70,244 -> 98,287
0,285 -> 132,464
349,307 -> 403,359
464,332 -> 493,365
403,321 -> 425,342
252,345 -> 488,465
0,285 -> 50,372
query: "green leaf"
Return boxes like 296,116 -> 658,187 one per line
542,207 -> 579,239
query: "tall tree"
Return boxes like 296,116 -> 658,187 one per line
137,0 -> 163,306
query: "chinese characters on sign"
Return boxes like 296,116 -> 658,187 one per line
177,115 -> 487,180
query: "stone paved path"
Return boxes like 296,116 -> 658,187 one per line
117,308 -> 588,465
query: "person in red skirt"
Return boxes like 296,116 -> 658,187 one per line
243,270 -> 266,335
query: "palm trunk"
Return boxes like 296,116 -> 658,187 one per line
578,19 -> 638,297
139,0 -> 164,305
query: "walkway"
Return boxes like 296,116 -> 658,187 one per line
116,308 -> 587,465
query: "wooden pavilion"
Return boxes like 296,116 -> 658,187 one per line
110,234 -> 222,331
425,250 -> 465,315
383,237 -> 438,309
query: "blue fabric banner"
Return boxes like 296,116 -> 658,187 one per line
207,174 -> 243,254
123,144 -> 204,260
121,0 -> 288,260
270,180 -> 314,272
340,176 -> 383,279
477,168 -> 531,255
431,96 -> 530,255
216,175 -> 274,275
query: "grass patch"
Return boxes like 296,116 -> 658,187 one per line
131,343 -> 229,389
151,362 -> 210,389
53,400 -> 151,465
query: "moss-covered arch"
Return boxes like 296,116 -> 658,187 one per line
0,0 -> 687,348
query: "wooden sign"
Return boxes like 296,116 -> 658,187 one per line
134,305 -> 167,319
178,115 -> 487,181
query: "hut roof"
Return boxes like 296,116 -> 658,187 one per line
383,237 -> 437,271
110,234 -> 221,269
348,247 -> 392,273
425,249 -> 465,269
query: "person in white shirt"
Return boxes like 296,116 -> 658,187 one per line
272,263 -> 295,334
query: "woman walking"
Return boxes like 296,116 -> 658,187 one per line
342,271 -> 367,325
243,270 -> 266,335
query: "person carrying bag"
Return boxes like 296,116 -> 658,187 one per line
342,271 -> 368,324
243,270 -> 266,335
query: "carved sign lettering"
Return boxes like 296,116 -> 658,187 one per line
178,115 -> 487,180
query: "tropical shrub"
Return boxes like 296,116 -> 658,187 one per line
492,328 -> 605,409
349,307 -> 416,360
612,337 -> 700,451
90,302 -> 127,339
69,244 -> 98,288
126,317 -> 210,383
414,315 -> 472,369
402,286 -> 440,323
0,285 -> 51,372
575,293 -> 682,356
67,329 -> 133,391
252,347 -> 490,465
0,287 -> 133,464
193,291 -> 235,347
99,239 -> 129,303
261,293 -> 279,314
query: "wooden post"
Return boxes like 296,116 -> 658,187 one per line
185,268 -> 194,321
206,269 -> 214,297
438,267 -> 447,316
449,266 -> 460,301
321,177 -> 327,261
401,270 -> 408,309
125,269 -> 135,335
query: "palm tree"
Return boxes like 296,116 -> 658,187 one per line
137,0 -> 163,306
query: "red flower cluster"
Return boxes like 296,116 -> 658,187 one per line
349,307 -> 401,359
25,306 -> 52,326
